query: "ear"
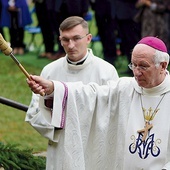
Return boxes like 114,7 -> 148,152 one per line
59,36 -> 63,46
160,62 -> 168,72
87,33 -> 92,44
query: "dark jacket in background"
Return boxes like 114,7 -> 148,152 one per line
90,0 -> 141,65
0,0 -> 32,27
47,0 -> 89,16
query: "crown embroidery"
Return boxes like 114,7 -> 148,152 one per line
139,94 -> 165,142
142,107 -> 160,121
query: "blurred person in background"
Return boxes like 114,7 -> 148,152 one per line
91,0 -> 141,74
0,0 -> 32,55
25,16 -> 119,170
33,0 -> 55,59
135,0 -> 170,53
37,0 -> 89,60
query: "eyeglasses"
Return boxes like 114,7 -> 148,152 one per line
128,63 -> 150,71
60,34 -> 89,44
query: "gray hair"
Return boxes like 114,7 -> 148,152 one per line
59,16 -> 89,33
154,50 -> 170,68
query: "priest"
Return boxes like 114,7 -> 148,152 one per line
26,36 -> 170,170
25,16 -> 119,170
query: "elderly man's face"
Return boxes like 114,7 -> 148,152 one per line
131,44 -> 165,88
59,24 -> 92,62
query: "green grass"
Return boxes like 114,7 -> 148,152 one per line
0,32 -> 51,152
0,50 -> 49,152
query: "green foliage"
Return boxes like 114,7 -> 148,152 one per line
0,142 -> 46,170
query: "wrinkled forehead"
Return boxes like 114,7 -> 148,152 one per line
131,44 -> 155,61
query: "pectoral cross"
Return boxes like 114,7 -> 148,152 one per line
137,121 -> 153,142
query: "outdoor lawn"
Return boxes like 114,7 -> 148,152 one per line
0,28 -> 51,153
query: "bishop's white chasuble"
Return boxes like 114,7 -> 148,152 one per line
27,74 -> 170,170
124,94 -> 170,169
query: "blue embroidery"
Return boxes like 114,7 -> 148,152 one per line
129,133 -> 160,159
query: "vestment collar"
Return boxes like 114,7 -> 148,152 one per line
132,75 -> 170,95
